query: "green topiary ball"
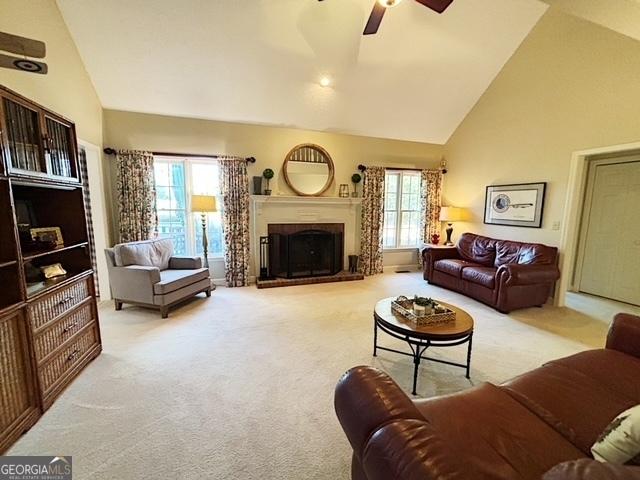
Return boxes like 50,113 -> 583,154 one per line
263,168 -> 274,180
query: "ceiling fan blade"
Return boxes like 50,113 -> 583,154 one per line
0,53 -> 47,74
363,2 -> 386,35
414,0 -> 454,14
0,31 -> 46,58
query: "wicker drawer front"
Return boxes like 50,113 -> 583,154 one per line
28,277 -> 91,331
33,301 -> 95,363
0,309 -> 36,434
39,325 -> 99,394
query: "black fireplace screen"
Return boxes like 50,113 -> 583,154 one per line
266,229 -> 343,279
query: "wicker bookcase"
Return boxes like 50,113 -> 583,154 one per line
0,85 -> 102,452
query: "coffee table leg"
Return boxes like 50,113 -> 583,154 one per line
465,334 -> 473,379
412,352 -> 420,396
373,319 -> 378,357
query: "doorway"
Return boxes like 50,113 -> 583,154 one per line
574,154 -> 640,306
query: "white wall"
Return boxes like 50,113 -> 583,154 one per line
1,0 -> 113,296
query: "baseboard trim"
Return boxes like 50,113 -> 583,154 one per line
383,264 -> 421,273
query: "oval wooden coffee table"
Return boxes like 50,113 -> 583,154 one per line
373,297 -> 474,395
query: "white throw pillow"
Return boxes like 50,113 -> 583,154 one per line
592,404 -> 640,465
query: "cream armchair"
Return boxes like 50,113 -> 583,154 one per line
105,239 -> 211,318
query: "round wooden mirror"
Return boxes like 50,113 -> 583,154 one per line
283,144 -> 334,196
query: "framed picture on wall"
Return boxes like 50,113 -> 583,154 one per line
484,182 -> 546,228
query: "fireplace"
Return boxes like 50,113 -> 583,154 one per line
266,223 -> 343,279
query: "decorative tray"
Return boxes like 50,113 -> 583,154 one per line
391,296 -> 456,327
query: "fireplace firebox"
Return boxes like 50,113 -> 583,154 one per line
266,223 -> 343,279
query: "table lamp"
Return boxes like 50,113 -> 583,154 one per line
191,195 -> 217,268
440,206 -> 463,246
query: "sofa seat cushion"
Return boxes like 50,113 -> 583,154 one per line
502,361 -> 637,455
544,349 -> 640,404
414,383 -> 586,479
153,268 -> 210,295
114,238 -> 174,270
434,259 -> 480,277
461,266 -> 497,288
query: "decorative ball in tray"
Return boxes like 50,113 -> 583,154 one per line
391,295 -> 456,326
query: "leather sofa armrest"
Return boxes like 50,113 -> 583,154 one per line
498,263 -> 560,286
108,265 -> 161,304
361,419 -> 460,480
421,246 -> 460,262
543,459 -> 640,480
169,256 -> 203,269
421,246 -> 460,281
606,313 -> 640,359
334,366 -> 424,460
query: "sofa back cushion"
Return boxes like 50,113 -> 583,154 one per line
494,240 -> 557,267
457,233 -> 497,267
113,238 -> 174,270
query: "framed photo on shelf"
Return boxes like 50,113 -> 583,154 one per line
30,227 -> 64,247
484,183 -> 546,228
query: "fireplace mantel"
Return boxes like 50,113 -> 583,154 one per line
249,195 -> 362,279
250,195 -> 362,207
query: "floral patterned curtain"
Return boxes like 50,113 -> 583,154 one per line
420,169 -> 443,243
219,157 -> 250,287
359,166 -> 385,276
116,150 -> 157,243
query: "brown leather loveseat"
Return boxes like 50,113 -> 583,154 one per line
422,233 -> 560,313
335,313 -> 640,480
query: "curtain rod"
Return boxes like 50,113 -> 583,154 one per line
103,147 -> 256,164
357,164 -> 447,174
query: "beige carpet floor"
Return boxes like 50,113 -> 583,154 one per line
8,272 -> 640,479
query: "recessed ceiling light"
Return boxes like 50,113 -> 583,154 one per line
319,76 -> 332,87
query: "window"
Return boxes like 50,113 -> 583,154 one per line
383,170 -> 422,248
154,157 -> 224,258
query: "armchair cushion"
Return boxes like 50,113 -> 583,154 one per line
113,238 -> 174,270
153,268 -> 210,295
169,256 -> 203,269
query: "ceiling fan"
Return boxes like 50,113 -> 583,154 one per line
0,31 -> 47,74
363,0 -> 454,35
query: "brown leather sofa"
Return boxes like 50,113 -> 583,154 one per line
335,313 -> 640,480
422,233 -> 560,313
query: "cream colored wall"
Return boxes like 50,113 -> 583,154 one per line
103,109 -> 443,195
0,0 -> 103,146
103,109 -> 444,276
443,8 -> 640,247
1,0 -> 113,292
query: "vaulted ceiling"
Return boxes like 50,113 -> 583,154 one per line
57,0 -> 548,144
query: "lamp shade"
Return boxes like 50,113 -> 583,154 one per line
191,195 -> 217,213
439,206 -> 462,222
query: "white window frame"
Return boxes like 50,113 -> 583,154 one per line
384,169 -> 422,250
154,156 -> 224,259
